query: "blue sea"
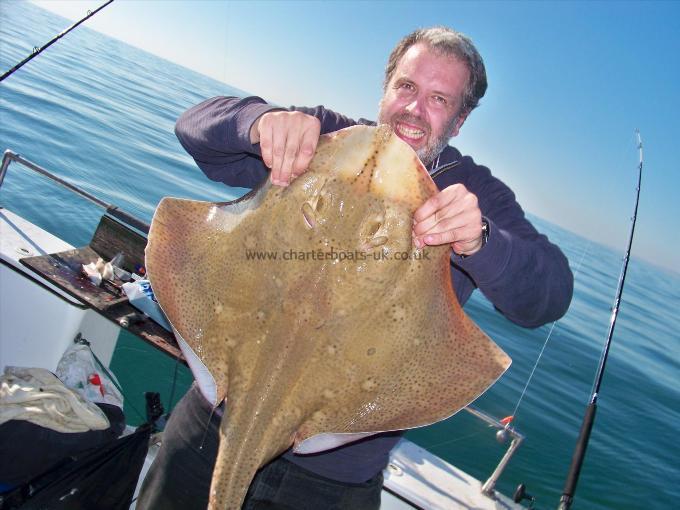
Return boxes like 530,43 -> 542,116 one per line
1,3 -> 679,509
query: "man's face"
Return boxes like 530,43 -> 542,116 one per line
378,43 -> 470,167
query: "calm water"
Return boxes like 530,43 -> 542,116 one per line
1,3 -> 678,509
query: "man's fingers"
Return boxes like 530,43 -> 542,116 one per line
293,122 -> 320,176
418,216 -> 463,245
414,213 -> 482,251
259,122 -> 273,169
413,203 -> 460,236
414,186 -> 480,235
413,193 -> 448,224
414,195 -> 471,236
422,230 -> 457,246
269,131 -> 289,184
413,184 -> 463,222
277,141 -> 300,186
260,112 -> 320,186
413,218 -> 457,249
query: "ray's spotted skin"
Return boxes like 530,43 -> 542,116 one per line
145,125 -> 511,510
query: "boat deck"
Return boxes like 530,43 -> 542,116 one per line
1,208 -> 183,362
383,439 -> 524,509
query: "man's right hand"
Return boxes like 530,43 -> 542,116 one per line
250,111 -> 321,186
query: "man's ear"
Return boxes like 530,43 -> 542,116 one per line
449,110 -> 469,138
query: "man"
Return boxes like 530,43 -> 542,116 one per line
137,27 -> 573,510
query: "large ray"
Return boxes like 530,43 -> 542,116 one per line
145,125 -> 511,509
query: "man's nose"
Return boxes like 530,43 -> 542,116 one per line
404,96 -> 425,117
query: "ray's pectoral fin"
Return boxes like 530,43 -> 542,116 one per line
292,254 -> 511,454
145,183 -> 273,406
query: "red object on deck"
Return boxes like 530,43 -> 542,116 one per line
88,373 -> 105,397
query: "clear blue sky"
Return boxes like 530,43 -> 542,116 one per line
30,0 -> 680,272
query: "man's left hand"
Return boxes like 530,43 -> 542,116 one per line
412,184 -> 485,256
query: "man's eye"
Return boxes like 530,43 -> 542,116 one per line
433,95 -> 446,104
398,82 -> 414,91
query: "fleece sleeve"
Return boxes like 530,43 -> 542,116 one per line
174,96 -> 359,188
451,162 -> 574,328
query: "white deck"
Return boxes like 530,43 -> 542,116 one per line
383,439 -> 523,509
0,208 -> 119,372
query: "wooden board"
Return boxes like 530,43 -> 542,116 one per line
20,214 -> 185,363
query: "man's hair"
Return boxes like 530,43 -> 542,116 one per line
383,26 -> 488,116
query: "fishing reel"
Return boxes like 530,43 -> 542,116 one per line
513,483 -> 535,509
145,391 -> 167,432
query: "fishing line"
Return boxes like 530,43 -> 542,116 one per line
422,428 -> 488,450
166,351 -> 182,414
418,236 -> 585,451
509,241 -> 591,422
200,406 -> 218,451
0,0 -> 114,82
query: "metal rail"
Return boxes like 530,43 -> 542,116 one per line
0,149 -> 150,234
464,405 -> 525,497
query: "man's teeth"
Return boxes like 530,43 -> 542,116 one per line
396,123 -> 425,139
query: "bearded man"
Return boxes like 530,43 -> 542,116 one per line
137,26 -> 573,510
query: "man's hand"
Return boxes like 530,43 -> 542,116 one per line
250,111 -> 321,186
412,184 -> 485,256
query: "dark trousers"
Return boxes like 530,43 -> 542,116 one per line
136,385 -> 383,510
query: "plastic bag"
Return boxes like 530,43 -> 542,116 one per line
56,343 -> 123,408
122,279 -> 172,331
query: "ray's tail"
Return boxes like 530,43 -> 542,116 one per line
208,424 -> 265,510
207,396 -> 297,510
208,434 -> 262,509
208,413 -> 271,510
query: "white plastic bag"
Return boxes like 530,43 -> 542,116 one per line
56,343 -> 123,408
122,279 -> 172,331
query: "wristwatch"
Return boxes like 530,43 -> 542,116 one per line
480,217 -> 489,248
459,218 -> 489,259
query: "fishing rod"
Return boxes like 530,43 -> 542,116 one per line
557,130 -> 643,510
0,0 -> 114,82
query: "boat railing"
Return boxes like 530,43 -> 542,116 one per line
1,148 -> 525,501
0,149 -> 150,234
464,405 -> 524,497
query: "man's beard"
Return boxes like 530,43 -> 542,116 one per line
377,109 -> 458,168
